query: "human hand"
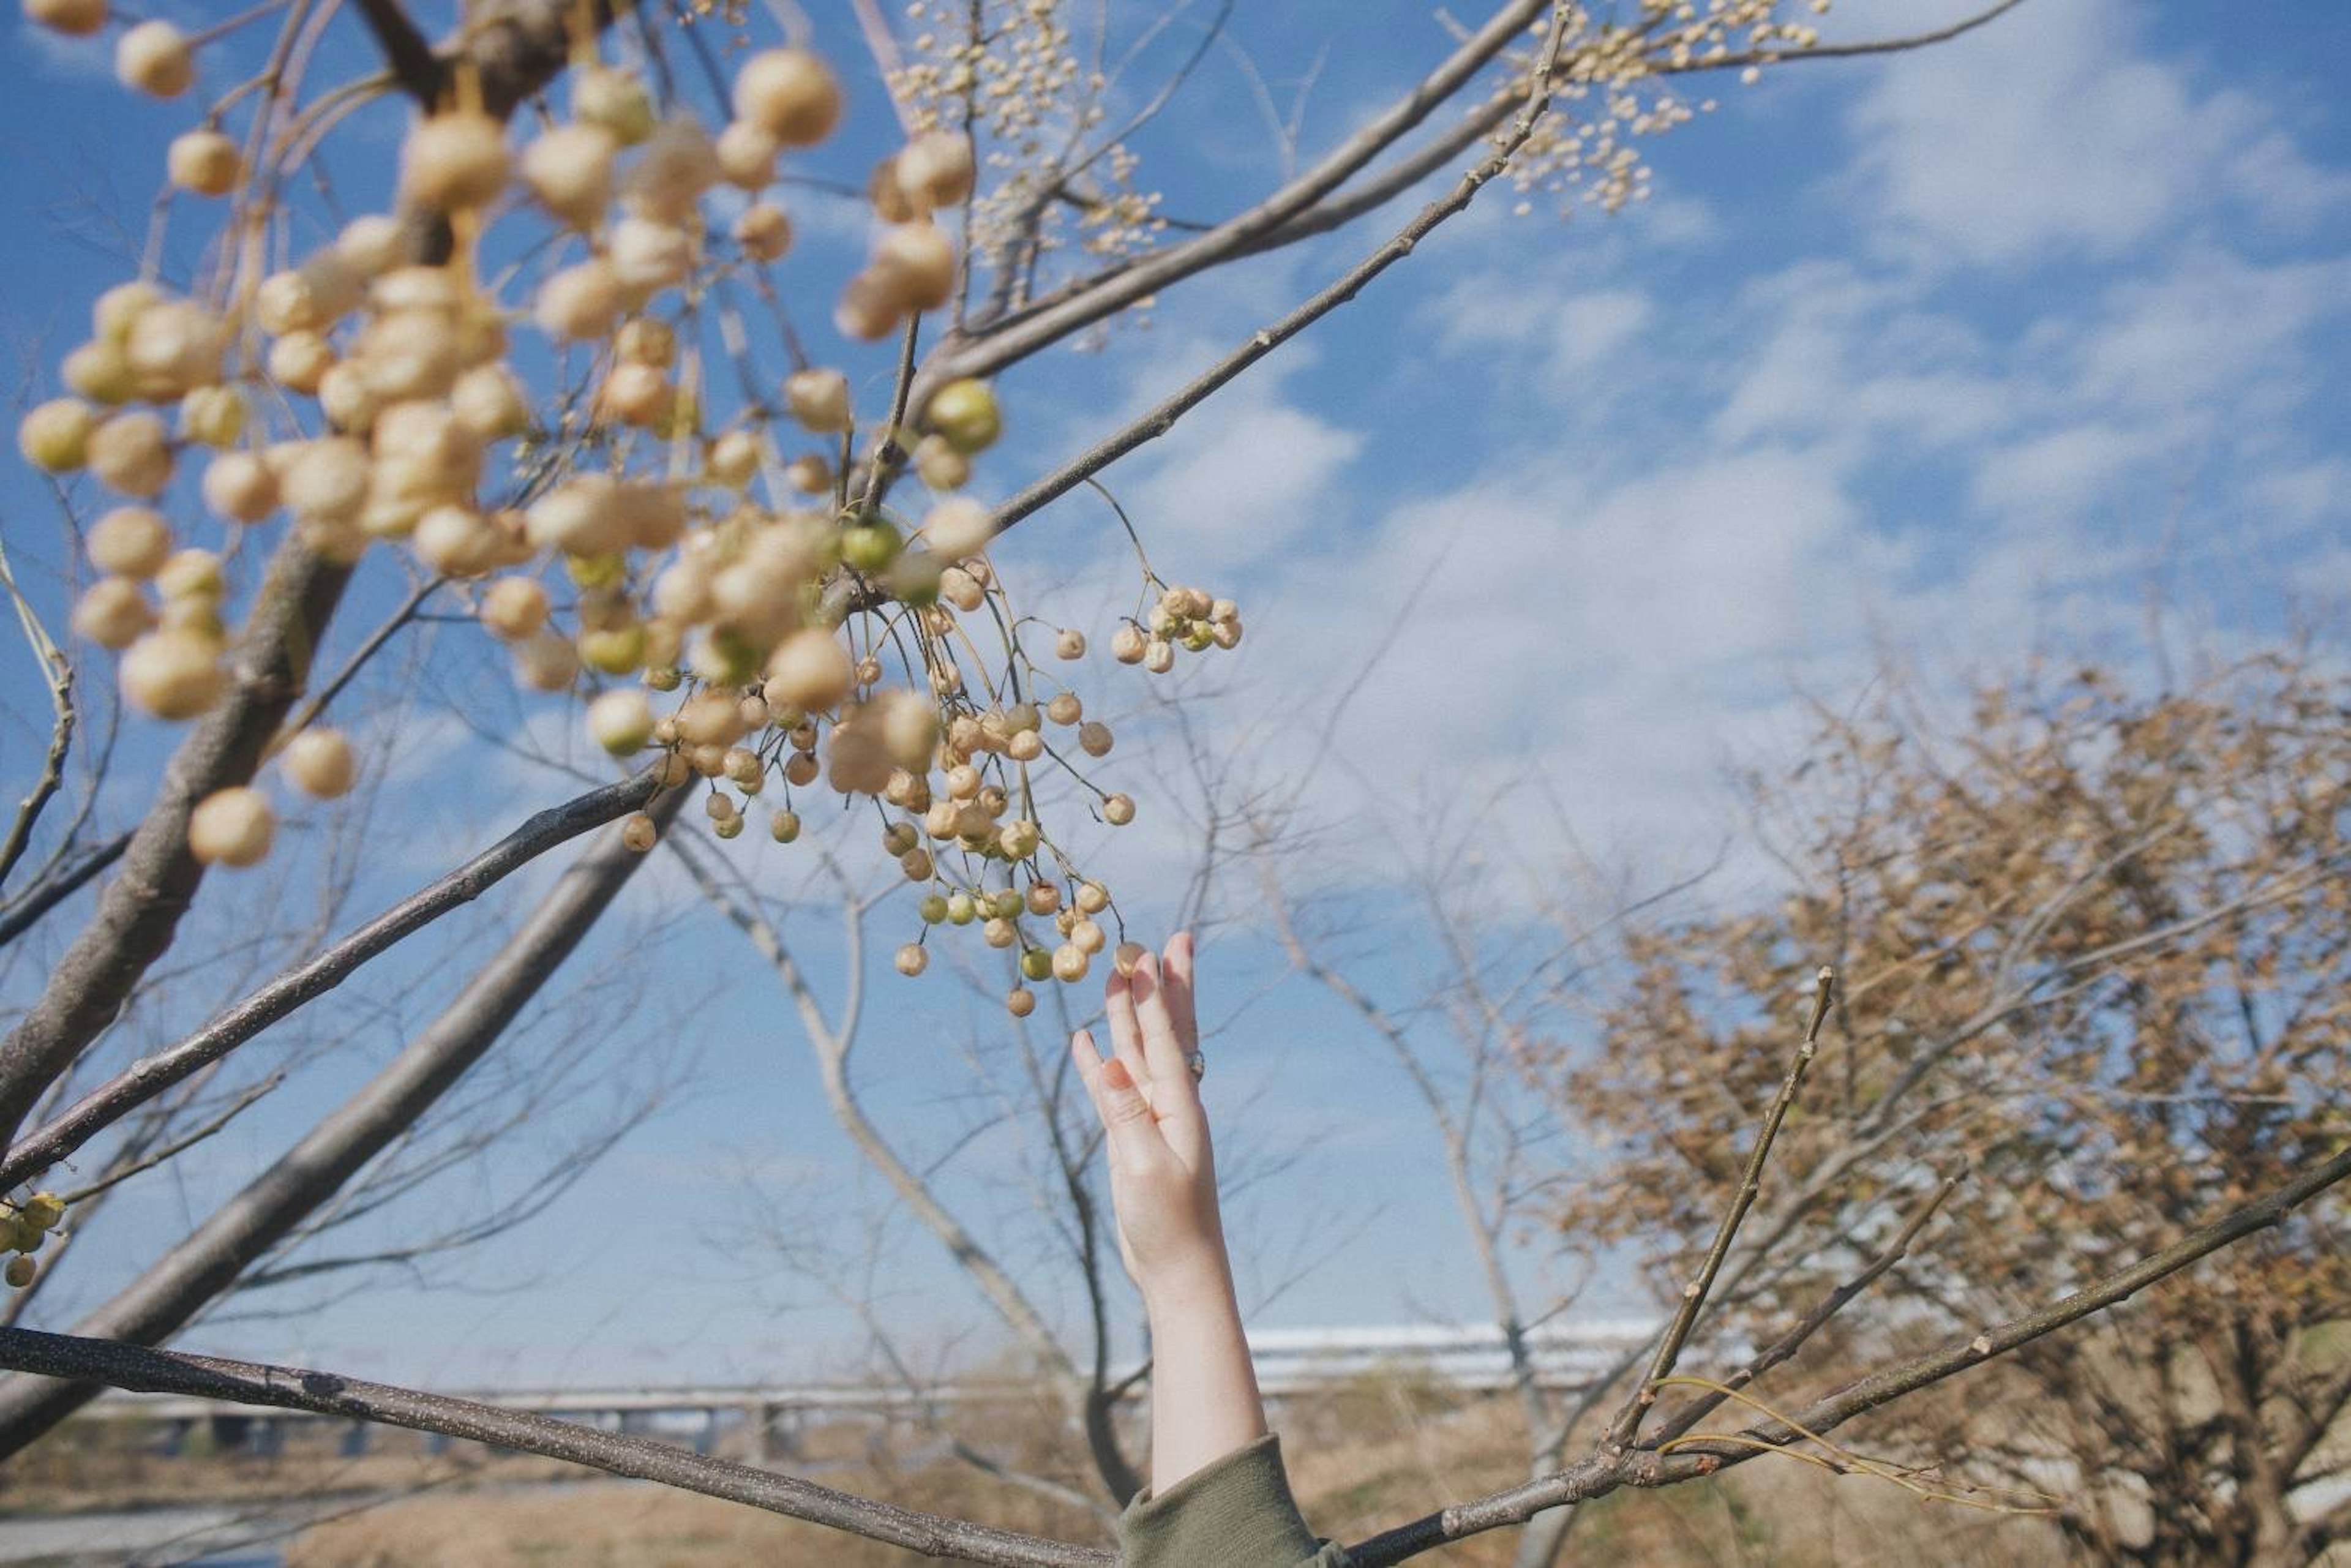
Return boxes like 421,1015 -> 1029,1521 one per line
1070,931 -> 1229,1300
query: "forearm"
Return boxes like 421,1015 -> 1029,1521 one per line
1143,1254 -> 1268,1495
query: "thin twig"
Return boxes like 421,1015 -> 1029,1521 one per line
1646,1164 -> 1967,1446
0,531 -> 75,896
1606,966 -> 1835,1449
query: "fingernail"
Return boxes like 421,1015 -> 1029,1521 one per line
1102,1058 -> 1133,1090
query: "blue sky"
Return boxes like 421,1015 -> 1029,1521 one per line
0,0 -> 2346,1398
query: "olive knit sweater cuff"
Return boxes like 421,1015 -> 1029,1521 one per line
1116,1432 -> 1349,1566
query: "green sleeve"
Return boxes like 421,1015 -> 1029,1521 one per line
1116,1432 -> 1350,1567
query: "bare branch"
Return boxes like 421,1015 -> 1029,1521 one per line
1646,1165 -> 1966,1446
967,0 -> 1581,549
0,770 -> 660,1190
0,531 -> 73,897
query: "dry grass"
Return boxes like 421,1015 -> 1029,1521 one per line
268,1374 -> 2069,1567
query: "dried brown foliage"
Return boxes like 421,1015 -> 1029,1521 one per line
1543,647 -> 2351,1563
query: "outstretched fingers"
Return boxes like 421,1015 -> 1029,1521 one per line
1103,967 -> 1155,1102
1130,953 -> 1202,1108
1162,931 -> 1201,1051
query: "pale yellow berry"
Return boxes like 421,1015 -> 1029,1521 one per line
574,66 -> 656,145
715,120 -> 781,188
589,689 -> 655,756
610,216 -> 695,299
201,451 -> 279,524
167,129 -> 241,197
18,400 -> 96,473
189,787 -> 274,867
765,630 -> 854,712
26,0 -> 107,36
1005,987 -> 1036,1018
621,812 -> 659,852
450,364 -> 530,440
62,341 -> 133,405
282,438 -> 370,524
871,223 -> 956,312
784,369 -> 852,433
70,577 -> 152,650
412,504 -> 501,577
92,281 -> 159,344
522,124 -> 617,227
154,549 -> 223,601
921,497 -> 992,560
733,204 -> 793,263
116,21 -> 194,99
535,259 -> 625,341
401,111 -> 510,211
1114,942 -> 1146,977
86,411 -> 173,498
1078,721 -> 1113,757
1051,943 -> 1089,983
895,942 -> 929,977
1103,793 -> 1135,826
707,430 -> 762,489
733,50 -> 843,146
914,433 -> 969,490
120,629 -> 225,719
525,477 -> 629,555
1055,629 -> 1086,660
266,331 -> 335,394
282,729 -> 356,798
513,628 -> 580,692
479,577 -> 551,641
620,118 -> 721,224
896,132 -> 976,212
336,214 -> 405,277
88,507 -> 172,578
832,271 -> 901,343
178,385 -> 244,449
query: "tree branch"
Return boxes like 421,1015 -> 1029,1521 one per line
0,1328 -> 1109,1568
1605,967 -> 1834,1449
0,770 -> 659,1190
352,0 -> 444,105
964,0 -> 1581,550
1645,1164 -> 1965,1446
0,788 -> 682,1460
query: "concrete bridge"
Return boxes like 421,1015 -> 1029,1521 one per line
72,1319 -> 1661,1464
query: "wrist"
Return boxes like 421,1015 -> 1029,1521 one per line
1139,1247 -> 1239,1317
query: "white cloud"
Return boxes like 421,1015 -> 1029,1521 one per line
1970,422 -> 2169,520
1434,281 -> 1655,387
1105,337 -> 1363,569
1843,0 -> 2345,268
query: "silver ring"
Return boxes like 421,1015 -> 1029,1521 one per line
1185,1051 -> 1205,1081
